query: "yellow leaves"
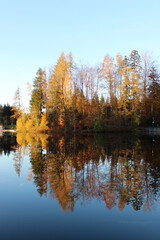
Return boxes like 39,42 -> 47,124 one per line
39,113 -> 49,131
76,97 -> 82,114
25,119 -> 33,132
16,112 -> 48,133
16,117 -> 23,131
16,115 -> 27,131
47,52 -> 73,126
118,59 -> 140,116
16,132 -> 24,145
17,131 -> 49,151
26,133 -> 34,144
39,134 -> 49,149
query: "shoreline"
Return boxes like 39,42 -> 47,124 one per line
1,129 -> 17,133
1,127 -> 160,136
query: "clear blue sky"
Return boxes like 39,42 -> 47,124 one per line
1,0 -> 160,108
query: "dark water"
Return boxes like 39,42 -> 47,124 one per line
0,133 -> 160,240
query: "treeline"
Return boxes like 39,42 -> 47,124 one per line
0,104 -> 16,126
15,50 -> 160,133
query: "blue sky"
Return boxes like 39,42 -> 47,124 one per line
1,0 -> 160,108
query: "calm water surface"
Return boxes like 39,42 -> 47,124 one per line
0,133 -> 160,240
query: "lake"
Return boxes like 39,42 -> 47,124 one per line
0,133 -> 160,240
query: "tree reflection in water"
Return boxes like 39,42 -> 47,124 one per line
0,134 -> 17,156
10,133 -> 160,212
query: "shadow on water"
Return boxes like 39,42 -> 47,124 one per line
0,134 -> 17,156
2,132 -> 160,212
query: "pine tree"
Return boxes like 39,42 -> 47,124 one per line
30,68 -> 46,121
148,65 -> 160,124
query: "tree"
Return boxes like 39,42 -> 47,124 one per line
12,87 -> 22,119
118,56 -> 131,116
3,104 -> 14,126
147,64 -> 160,124
102,54 -> 116,109
47,52 -> 73,131
129,50 -> 141,116
118,51 -> 141,126
116,53 -> 123,100
140,51 -> 152,120
30,68 -> 46,121
100,95 -> 106,120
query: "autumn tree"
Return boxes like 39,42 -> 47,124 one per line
12,87 -> 22,119
100,95 -> 106,120
102,54 -> 117,114
47,52 -> 73,131
116,53 -> 123,100
12,88 -> 26,131
117,51 -> 141,126
118,56 -> 131,117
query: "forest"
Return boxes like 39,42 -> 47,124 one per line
0,104 -> 16,127
13,50 -> 160,133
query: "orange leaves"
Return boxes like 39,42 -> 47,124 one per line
27,168 -> 33,182
58,113 -> 64,127
39,113 -> 48,131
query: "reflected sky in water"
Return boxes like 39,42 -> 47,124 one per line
0,134 -> 160,240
